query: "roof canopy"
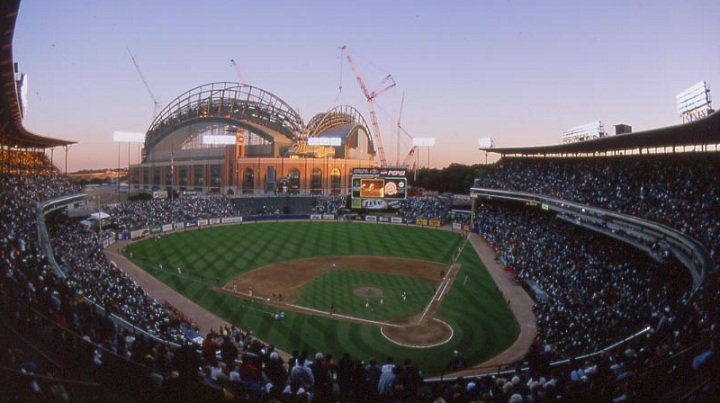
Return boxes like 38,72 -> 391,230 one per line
486,110 -> 720,156
0,0 -> 75,149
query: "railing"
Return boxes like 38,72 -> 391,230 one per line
469,187 -> 711,293
36,194 -> 182,349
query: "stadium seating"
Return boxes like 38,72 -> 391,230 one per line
2,148 -> 719,401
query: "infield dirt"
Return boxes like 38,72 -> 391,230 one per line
217,255 -> 457,346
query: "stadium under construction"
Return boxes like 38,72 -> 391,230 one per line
129,82 -> 381,196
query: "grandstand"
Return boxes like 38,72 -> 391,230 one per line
2,0 -> 719,401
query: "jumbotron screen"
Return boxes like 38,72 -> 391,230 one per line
351,168 -> 407,210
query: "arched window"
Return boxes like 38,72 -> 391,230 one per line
288,168 -> 300,194
242,168 -> 254,194
311,168 -> 322,195
331,168 -> 341,195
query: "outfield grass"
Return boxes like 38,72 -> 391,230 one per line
127,222 -> 520,376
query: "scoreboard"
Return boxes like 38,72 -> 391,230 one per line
350,168 -> 407,210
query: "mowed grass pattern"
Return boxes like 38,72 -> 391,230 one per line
295,270 -> 435,321
127,222 -> 520,376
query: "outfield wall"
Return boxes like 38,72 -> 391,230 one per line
117,212 -> 466,241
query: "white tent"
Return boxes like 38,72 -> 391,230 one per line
89,212 -> 110,221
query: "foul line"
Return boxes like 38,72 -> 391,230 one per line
218,287 -> 404,329
417,233 -> 471,324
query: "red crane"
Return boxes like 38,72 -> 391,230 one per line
230,59 -> 246,85
340,45 -> 395,166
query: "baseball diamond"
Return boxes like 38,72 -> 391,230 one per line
122,221 -> 524,376
217,256 -> 459,346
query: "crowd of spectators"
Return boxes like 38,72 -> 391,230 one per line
102,194 -> 454,232
104,197 -> 239,231
0,167 -> 448,401
314,195 -> 346,215
473,154 -> 720,272
46,213 -> 196,343
474,200 -> 690,358
0,150 -> 58,175
3,149 -> 720,401
105,195 -> 350,232
0,167 -> 205,399
459,153 -> 720,401
395,196 -> 452,222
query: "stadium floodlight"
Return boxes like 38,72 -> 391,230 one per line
478,137 -> 494,149
676,81 -> 712,123
308,137 -> 342,146
478,137 -> 494,164
562,121 -> 604,144
412,137 -> 436,147
412,137 -> 436,168
112,131 -> 145,143
202,134 -> 236,145
113,131 -> 146,195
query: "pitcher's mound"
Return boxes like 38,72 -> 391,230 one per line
353,287 -> 383,297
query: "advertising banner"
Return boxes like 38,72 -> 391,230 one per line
174,222 -> 184,230
209,218 -> 221,225
150,226 -> 163,234
365,215 -> 378,222
429,219 -> 442,227
162,224 -> 174,232
391,217 -> 403,224
415,218 -> 428,226
131,229 -> 149,239
310,214 -> 323,220
322,214 -> 335,220
222,217 -> 243,224
185,221 -> 198,228
197,219 -> 209,226
361,199 -> 388,210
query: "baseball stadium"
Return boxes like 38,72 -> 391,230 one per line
2,1 -> 720,402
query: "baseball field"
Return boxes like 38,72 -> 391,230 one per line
125,221 -> 520,376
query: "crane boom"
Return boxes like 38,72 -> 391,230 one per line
340,45 -> 394,166
230,59 -> 246,85
128,48 -> 160,118
402,146 -> 418,169
396,93 -> 405,166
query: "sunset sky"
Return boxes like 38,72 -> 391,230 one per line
12,0 -> 720,172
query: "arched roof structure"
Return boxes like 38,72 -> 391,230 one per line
0,0 -> 74,149
306,105 -> 375,156
143,82 -> 303,161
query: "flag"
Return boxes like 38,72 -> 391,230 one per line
170,144 -> 174,191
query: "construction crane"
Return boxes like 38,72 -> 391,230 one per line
402,146 -> 418,169
396,93 -> 417,169
340,45 -> 395,167
230,59 -> 246,85
128,48 -> 160,118
396,93 -> 404,166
